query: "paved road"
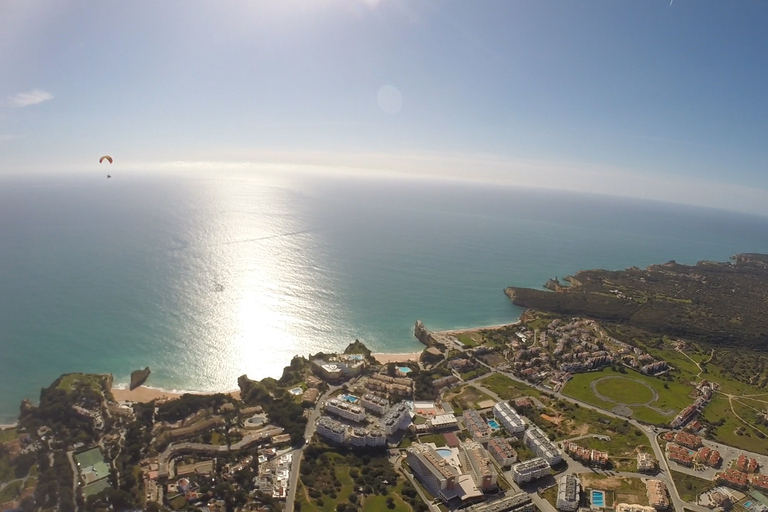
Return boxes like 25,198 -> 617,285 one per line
471,360 -> 711,511
284,386 -> 338,512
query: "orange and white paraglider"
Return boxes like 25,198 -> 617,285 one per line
99,155 -> 113,177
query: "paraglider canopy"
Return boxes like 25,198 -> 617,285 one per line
99,155 -> 113,164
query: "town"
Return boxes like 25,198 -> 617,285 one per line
3,313 -> 768,512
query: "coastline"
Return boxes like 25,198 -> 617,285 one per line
3,322 -> 521,419
110,385 -> 241,404
434,321 -> 521,335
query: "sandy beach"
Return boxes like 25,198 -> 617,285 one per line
435,321 -> 520,335
372,352 -> 422,364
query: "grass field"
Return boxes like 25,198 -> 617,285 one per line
671,470 -> 713,502
477,373 -> 543,401
0,429 -> 18,444
593,377 -> 655,404
0,480 -> 23,504
445,385 -> 495,410
297,464 -> 412,512
562,367 -> 693,425
701,395 -> 768,454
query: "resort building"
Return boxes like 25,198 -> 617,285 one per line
359,394 -> 389,415
523,424 -> 561,465
315,416 -> 347,444
324,398 -> 366,423
405,443 -> 483,503
562,440 -> 608,467
492,402 -> 526,434
311,356 -> 366,382
463,410 -> 492,443
673,431 -> 702,450
487,437 -> 517,468
666,443 -> 694,467
380,401 -> 411,435
459,440 -> 498,492
430,413 -> 459,431
510,457 -> 550,484
465,492 -> 536,512
714,469 -> 749,489
735,454 -> 760,473
556,474 -> 580,512
367,374 -> 414,397
646,479 -> 669,510
302,388 -> 319,405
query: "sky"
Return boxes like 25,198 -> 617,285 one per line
2,1 -> 768,213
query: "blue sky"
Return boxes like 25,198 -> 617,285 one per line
2,1 -> 768,213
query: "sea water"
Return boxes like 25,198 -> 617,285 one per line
2,168 -> 768,422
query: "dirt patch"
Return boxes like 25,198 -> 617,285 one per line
616,493 -> 643,505
541,414 -> 563,425
580,475 -> 625,490
571,423 -> 590,436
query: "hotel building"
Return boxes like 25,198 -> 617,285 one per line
459,440 -> 498,492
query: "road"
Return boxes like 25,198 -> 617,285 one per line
472,359 -> 709,510
284,386 -> 338,512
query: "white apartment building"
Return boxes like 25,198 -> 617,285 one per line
316,416 -> 348,444
360,394 -> 389,415
380,401 -> 411,435
556,474 -> 580,511
349,427 -> 386,448
493,402 -> 526,434
523,424 -> 561,465
324,399 -> 366,423
510,457 -> 550,484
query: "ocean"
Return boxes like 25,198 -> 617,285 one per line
2,168 -> 768,423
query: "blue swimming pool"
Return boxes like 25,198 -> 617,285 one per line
398,366 -> 412,373
592,490 -> 605,507
487,419 -> 500,429
436,448 -> 452,458
340,394 -> 358,403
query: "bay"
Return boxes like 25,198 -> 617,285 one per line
2,168 -> 768,423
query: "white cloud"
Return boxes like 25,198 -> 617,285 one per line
9,89 -> 53,107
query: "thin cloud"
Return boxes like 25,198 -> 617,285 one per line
9,89 -> 53,107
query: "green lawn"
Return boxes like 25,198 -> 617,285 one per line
562,366 -> 693,425
593,377 -> 655,404
456,333 -> 479,348
418,434 -> 447,447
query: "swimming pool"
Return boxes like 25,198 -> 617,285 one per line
487,419 -> 500,429
592,490 -> 605,507
398,366 -> 412,373
436,448 -> 452,458
340,394 -> 358,403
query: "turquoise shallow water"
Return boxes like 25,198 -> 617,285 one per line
3,168 -> 768,422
